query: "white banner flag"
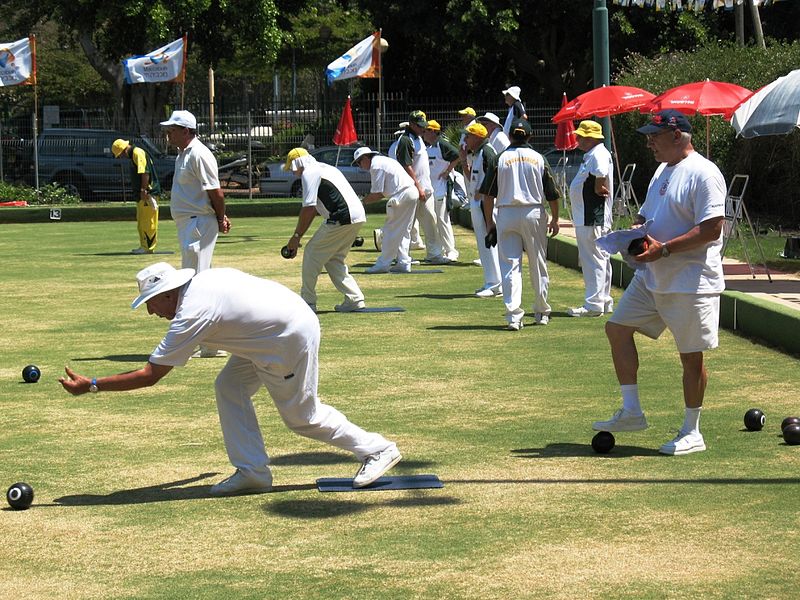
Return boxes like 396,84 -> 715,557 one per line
0,37 -> 35,87
122,37 -> 186,84
325,32 -> 380,86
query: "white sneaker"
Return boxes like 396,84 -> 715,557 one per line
472,259 -> 482,266
660,430 -> 706,455
353,446 -> 402,488
476,285 -> 501,298
409,241 -> 426,251
592,408 -> 648,432
334,299 -> 366,312
567,306 -> 603,318
191,348 -> 229,358
365,264 -> 390,274
534,313 -> 550,326
373,229 -> 383,251
130,247 -> 153,255
507,321 -> 524,331
210,469 -> 273,496
389,264 -> 411,273
604,301 -> 614,314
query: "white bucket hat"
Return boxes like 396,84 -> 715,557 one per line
502,86 -> 521,101
352,146 -> 380,166
131,262 -> 195,309
160,110 -> 197,130
477,112 -> 502,126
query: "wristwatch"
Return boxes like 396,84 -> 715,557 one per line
89,378 -> 99,393
661,244 -> 671,258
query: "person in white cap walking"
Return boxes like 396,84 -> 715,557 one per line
161,109 -> 229,358
501,86 -> 527,136
567,120 -> 615,317
59,262 -> 402,494
354,147 -> 419,273
282,148 -> 366,313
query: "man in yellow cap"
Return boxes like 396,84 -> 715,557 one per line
112,138 -> 160,254
567,120 -> 615,318
422,120 -> 461,262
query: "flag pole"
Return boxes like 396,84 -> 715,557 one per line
377,29 -> 383,151
31,34 -> 40,192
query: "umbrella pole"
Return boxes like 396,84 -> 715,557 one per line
706,115 -> 710,158
609,119 -> 624,196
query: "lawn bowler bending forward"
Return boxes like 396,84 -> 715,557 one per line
59,263 -> 402,494
593,110 -> 726,456
282,148 -> 366,313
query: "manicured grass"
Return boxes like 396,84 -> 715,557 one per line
1,217 -> 798,599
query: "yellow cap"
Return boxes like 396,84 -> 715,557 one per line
426,120 -> 441,132
575,120 -> 604,140
112,139 -> 130,158
458,107 -> 476,116
283,147 -> 309,171
465,123 -> 487,138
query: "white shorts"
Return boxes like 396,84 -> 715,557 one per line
610,274 -> 720,354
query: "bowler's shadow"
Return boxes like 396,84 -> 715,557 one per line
71,354 -> 151,363
512,442 -> 662,458
264,495 -> 460,520
397,293 -> 475,300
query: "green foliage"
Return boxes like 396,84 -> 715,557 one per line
0,181 -> 81,205
614,41 -> 800,226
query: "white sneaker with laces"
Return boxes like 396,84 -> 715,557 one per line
353,445 -> 402,488
592,408 -> 648,432
535,313 -> 550,326
660,430 -> 706,455
567,306 -> 603,318
507,321 -> 523,331
476,285 -> 501,298
210,469 -> 273,496
334,299 -> 366,312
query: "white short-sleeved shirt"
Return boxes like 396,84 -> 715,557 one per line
170,137 -> 220,219
369,155 -> 415,202
411,135 -> 433,196
149,268 -> 318,373
488,129 -> 510,154
639,151 -> 726,294
494,145 -> 548,207
569,143 -> 614,228
301,161 -> 365,224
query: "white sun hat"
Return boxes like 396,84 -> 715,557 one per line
502,86 -> 521,101
131,262 -> 195,309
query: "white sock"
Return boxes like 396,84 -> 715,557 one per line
621,384 -> 642,416
683,407 -> 702,434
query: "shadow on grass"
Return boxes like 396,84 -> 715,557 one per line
512,443 -> 661,458
429,324 -> 516,331
71,354 -> 151,363
270,451 -> 354,466
397,293 -> 475,300
77,251 -> 175,256
264,494 -> 461,519
217,235 -> 262,245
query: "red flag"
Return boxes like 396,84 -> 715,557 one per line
333,96 -> 358,146
554,93 -> 578,150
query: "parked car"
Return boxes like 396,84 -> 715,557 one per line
20,128 -> 176,201
259,145 -> 371,197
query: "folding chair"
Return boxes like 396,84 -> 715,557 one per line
721,174 -> 772,282
552,155 -> 572,222
613,163 -> 639,220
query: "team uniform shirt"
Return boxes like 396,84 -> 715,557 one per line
469,139 -> 498,198
396,130 -> 433,196
503,100 -> 526,135
638,151 -> 727,295
388,138 -> 400,161
488,128 -> 510,154
569,143 -> 614,228
368,155 -> 416,202
301,160 -> 365,225
129,146 -> 161,195
489,143 -> 557,207
427,138 -> 460,198
170,137 -> 220,219
150,268 -> 317,372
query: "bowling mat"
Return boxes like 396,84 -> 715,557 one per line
316,474 -> 443,492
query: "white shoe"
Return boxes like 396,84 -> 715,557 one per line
507,321 -> 524,331
592,408 -> 648,432
604,301 -> 614,314
389,264 -> 411,273
365,264 -> 390,274
334,299 -> 366,312
210,469 -> 273,496
659,430 -> 706,456
567,306 -> 603,318
191,348 -> 229,358
353,446 -> 402,488
472,259 -> 482,266
373,229 -> 383,251
409,242 -> 426,251
476,285 -> 501,298
534,313 -> 550,326
131,247 -> 153,255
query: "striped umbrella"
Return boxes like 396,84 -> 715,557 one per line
731,69 -> 800,138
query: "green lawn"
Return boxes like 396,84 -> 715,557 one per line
1,217 -> 798,599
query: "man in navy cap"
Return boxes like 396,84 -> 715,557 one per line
592,110 -> 726,456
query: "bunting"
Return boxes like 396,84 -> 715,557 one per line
0,37 -> 36,87
612,0 -> 787,11
325,32 -> 381,86
122,36 -> 187,84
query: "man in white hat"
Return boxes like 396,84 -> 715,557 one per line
282,148 -> 367,313
161,109 -> 229,358
477,112 -> 510,154
59,262 -> 402,494
501,86 -> 528,136
354,147 -> 419,273
567,120 -> 615,318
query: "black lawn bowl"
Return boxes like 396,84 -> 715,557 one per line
744,408 -> 766,431
591,431 -> 615,454
780,416 -> 800,432
6,482 -> 34,510
783,424 -> 800,446
22,365 -> 41,383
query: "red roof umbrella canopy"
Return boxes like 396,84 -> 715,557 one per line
554,93 -> 578,151
333,96 -> 358,146
643,80 -> 752,119
552,85 -> 655,123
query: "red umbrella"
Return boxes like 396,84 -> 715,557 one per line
641,79 -> 752,157
554,93 -> 578,151
552,85 -> 655,123
333,96 -> 358,146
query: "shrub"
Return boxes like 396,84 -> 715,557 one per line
0,181 -> 81,205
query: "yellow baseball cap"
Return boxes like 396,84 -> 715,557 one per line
112,139 -> 129,158
458,107 -> 476,117
465,123 -> 487,138
283,147 -> 309,171
575,120 -> 604,140
426,120 -> 442,132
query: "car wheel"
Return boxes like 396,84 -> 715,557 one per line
290,180 -> 302,198
52,173 -> 87,200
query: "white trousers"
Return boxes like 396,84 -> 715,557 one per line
496,205 -> 551,324
176,214 -> 219,272
433,195 -> 458,260
470,198 -> 500,288
301,222 -> 364,306
374,188 -> 419,269
414,193 -> 442,260
214,336 -> 393,477
575,225 -> 613,312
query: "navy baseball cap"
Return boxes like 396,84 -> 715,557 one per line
511,118 -> 532,137
637,110 -> 692,135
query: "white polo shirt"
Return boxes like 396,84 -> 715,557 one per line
569,143 -> 614,228
493,144 -> 548,207
368,155 -> 416,202
301,160 -> 365,224
488,128 -> 510,154
170,137 -> 220,219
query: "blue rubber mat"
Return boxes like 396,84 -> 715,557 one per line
352,307 -> 406,313
316,474 -> 443,492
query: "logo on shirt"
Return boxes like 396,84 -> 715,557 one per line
659,179 -> 670,196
